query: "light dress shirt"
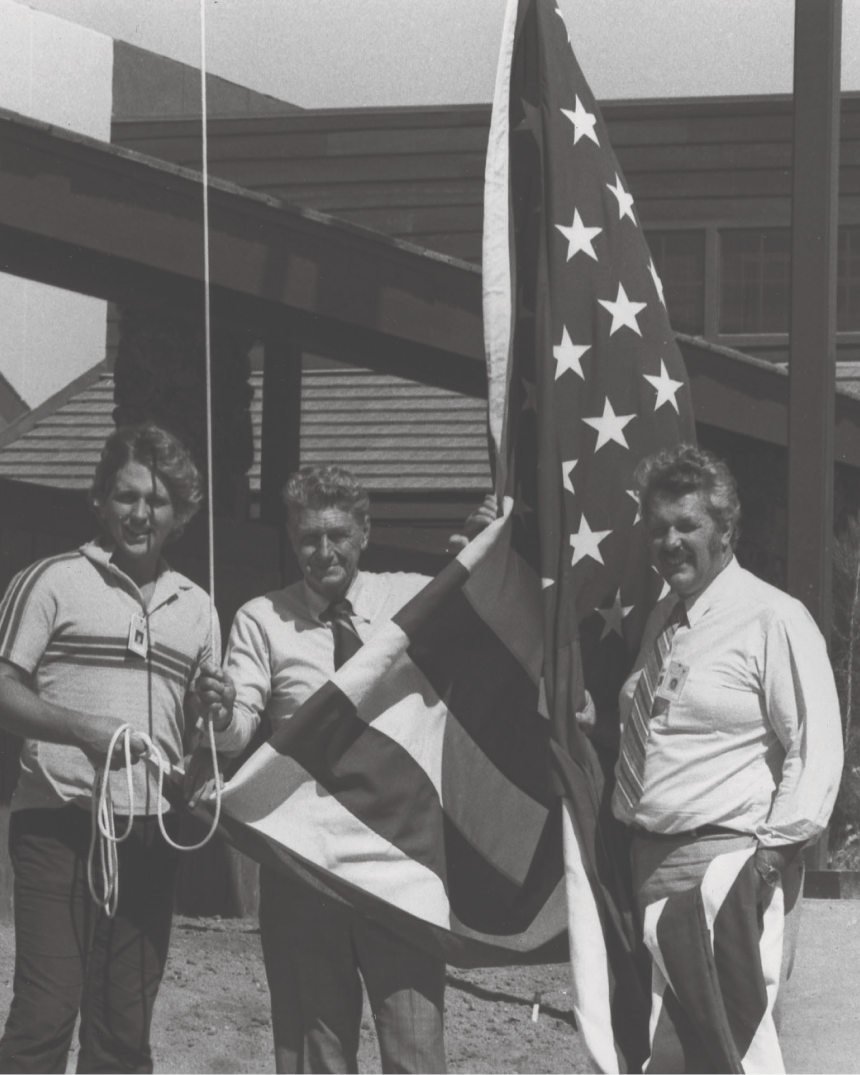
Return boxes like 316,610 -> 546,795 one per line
612,557 -> 844,848
214,569 -> 430,757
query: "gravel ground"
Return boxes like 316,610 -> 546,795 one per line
0,901 -> 856,1073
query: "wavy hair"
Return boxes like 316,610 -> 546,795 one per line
636,443 -> 741,548
282,465 -> 370,528
89,423 -> 203,540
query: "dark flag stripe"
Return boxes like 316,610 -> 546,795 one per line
408,588 -> 555,806
444,800 -> 564,935
266,681 -> 449,883
712,860 -> 771,1058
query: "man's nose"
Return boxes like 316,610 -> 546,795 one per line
663,528 -> 681,548
316,536 -> 333,559
130,498 -> 149,521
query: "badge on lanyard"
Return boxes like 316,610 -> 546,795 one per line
655,659 -> 689,703
127,612 -> 149,658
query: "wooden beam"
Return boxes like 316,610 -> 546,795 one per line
0,108 -> 484,377
787,0 -> 841,640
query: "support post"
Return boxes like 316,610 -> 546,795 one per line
788,0 -> 842,871
260,329 -> 302,533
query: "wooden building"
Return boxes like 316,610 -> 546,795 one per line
3,44 -> 860,911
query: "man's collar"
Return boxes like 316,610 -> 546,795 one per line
80,539 -> 189,606
302,571 -> 370,623
682,555 -> 739,626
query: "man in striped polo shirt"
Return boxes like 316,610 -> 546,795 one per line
0,424 -> 216,1074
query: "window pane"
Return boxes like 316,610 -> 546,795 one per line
838,226 -> 860,331
720,230 -> 791,334
645,231 -> 705,335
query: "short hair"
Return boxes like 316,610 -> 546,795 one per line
89,423 -> 203,539
282,465 -> 370,528
636,443 -> 741,548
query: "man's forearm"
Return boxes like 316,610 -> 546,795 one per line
0,669 -> 129,761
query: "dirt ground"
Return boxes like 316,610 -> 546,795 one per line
0,901 -> 857,1074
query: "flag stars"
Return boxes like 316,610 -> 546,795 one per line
648,257 -> 666,308
653,565 -> 672,601
561,96 -> 599,146
570,515 -> 612,567
562,459 -> 578,495
596,589 -> 634,640
598,282 -> 647,336
606,173 -> 636,223
644,360 -> 684,413
553,327 -> 589,380
556,209 -> 602,262
583,398 -> 635,452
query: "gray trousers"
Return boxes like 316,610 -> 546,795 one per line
259,867 -> 446,1074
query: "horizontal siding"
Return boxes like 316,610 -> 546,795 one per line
0,370 -> 491,496
112,94 -> 860,264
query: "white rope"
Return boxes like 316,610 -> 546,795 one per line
88,0 -> 227,919
200,0 -> 218,645
88,722 -> 223,916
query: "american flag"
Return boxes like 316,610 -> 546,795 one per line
182,1 -> 696,1071
642,849 -> 784,1073
484,0 -> 696,753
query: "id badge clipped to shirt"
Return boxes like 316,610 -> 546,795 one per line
127,612 -> 149,658
655,660 -> 689,704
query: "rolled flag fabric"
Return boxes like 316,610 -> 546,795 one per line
642,848 -> 785,1074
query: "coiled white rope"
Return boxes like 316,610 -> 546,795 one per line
88,719 -> 223,916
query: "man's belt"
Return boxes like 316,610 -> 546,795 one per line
631,824 -> 748,840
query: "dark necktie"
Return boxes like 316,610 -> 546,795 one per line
321,598 -> 364,670
615,599 -> 686,813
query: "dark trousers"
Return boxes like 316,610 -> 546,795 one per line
259,867 -> 446,1074
0,806 -> 178,1074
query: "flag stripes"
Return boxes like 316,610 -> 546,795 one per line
643,849 -> 784,1074
212,512 -> 572,964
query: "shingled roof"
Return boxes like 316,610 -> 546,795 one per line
0,366 -> 491,495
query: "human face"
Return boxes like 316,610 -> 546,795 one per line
98,461 -> 176,583
288,505 -> 369,601
646,490 -> 732,603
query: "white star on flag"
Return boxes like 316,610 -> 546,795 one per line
644,360 -> 684,413
553,327 -> 589,379
598,282 -> 647,336
562,459 -> 578,495
570,515 -> 612,567
541,577 -> 556,590
648,257 -> 666,307
522,378 -> 537,411
596,589 -> 634,639
583,398 -> 635,452
606,173 -> 635,223
626,488 -> 643,525
560,96 -> 599,146
555,209 -> 602,262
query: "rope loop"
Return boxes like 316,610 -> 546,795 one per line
87,718 -> 223,917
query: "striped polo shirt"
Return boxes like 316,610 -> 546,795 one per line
0,540 -> 218,815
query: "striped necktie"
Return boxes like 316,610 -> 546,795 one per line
321,598 -> 364,670
615,599 -> 686,814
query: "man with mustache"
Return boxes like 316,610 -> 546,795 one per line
612,444 -> 843,1066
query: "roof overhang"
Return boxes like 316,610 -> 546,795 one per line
0,107 -> 486,395
3,107 -> 860,465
